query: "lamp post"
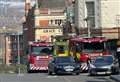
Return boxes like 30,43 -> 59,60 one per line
2,26 -> 7,64
84,17 -> 91,38
11,32 -> 21,74
17,33 -> 21,74
12,32 -> 21,74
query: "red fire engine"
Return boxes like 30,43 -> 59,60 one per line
27,41 -> 53,72
69,37 -> 111,72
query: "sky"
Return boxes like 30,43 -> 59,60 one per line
0,0 -> 35,27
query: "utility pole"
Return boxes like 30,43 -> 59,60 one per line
2,26 -> 7,64
87,19 -> 91,38
36,0 -> 38,8
17,33 -> 21,75
116,15 -> 120,38
84,17 -> 91,38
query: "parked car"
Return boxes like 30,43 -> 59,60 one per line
48,56 -> 80,75
89,55 -> 119,75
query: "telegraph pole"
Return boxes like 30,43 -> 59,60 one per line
84,17 -> 91,38
17,33 -> 21,75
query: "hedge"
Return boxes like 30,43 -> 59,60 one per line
0,64 -> 27,74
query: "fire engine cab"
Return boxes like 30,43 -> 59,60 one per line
69,37 -> 111,72
27,41 -> 53,72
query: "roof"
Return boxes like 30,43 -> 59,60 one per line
38,0 -> 66,8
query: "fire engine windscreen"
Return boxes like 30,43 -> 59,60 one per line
31,46 -> 53,56
76,42 -> 105,53
58,45 -> 65,54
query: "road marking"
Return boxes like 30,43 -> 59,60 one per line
63,77 -> 72,82
80,73 -> 89,76
17,74 -> 24,77
46,76 -> 58,78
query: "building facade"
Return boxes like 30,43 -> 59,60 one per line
4,33 -> 24,65
25,0 -> 67,42
34,7 -> 66,42
74,0 -> 120,39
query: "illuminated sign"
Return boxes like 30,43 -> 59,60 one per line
35,35 -> 51,42
35,28 -> 63,35
35,28 -> 63,42
39,36 -> 50,42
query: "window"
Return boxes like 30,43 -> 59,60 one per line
12,44 -> 17,50
8,36 -> 11,41
86,1 -> 95,28
76,43 -> 82,52
55,20 -> 62,25
43,29 -> 54,33
50,20 -> 53,24
86,2 -> 95,16
20,43 -> 23,50
43,29 -> 48,33
55,20 -> 58,24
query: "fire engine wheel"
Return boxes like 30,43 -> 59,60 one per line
27,65 -> 33,73
48,70 -> 52,75
75,72 -> 80,75
111,67 -> 120,75
89,70 -> 96,76
27,69 -> 32,73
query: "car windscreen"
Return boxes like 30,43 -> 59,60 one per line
94,56 -> 113,66
55,57 -> 75,63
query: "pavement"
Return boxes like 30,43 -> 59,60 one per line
110,75 -> 120,82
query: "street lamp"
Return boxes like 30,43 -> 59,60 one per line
17,33 -> 20,75
84,17 -> 91,38
12,32 -> 21,74
2,26 -> 7,64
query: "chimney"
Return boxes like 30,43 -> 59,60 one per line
25,0 -> 31,16
36,0 -> 39,8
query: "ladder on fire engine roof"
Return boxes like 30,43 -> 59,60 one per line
53,35 -> 71,41
77,35 -> 105,39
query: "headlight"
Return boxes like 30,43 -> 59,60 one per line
76,64 -> 80,68
56,65 -> 62,68
101,66 -> 111,69
100,53 -> 103,56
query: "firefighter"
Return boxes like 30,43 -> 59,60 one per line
80,54 -> 90,63
79,54 -> 90,72
117,47 -> 120,67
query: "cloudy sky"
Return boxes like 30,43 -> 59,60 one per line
0,0 -> 35,27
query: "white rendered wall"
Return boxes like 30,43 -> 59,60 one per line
101,0 -> 120,28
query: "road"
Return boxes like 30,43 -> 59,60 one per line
0,73 -> 116,82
